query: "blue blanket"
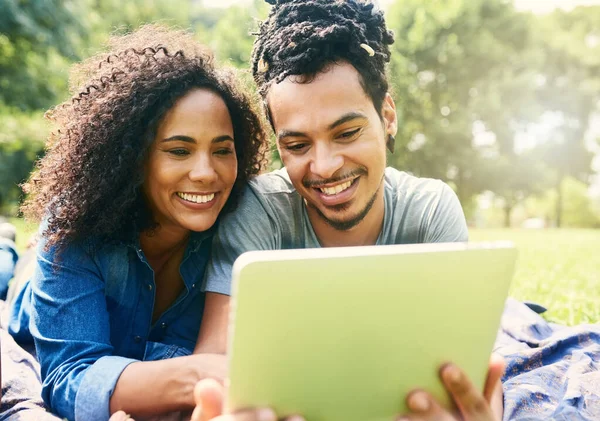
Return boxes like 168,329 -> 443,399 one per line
495,299 -> 600,421
0,329 -> 61,420
1,298 -> 599,420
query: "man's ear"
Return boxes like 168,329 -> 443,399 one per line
381,93 -> 397,153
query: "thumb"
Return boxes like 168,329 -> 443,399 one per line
109,411 -> 133,421
191,378 -> 225,421
483,353 -> 505,403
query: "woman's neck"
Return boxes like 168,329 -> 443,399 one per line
139,225 -> 190,262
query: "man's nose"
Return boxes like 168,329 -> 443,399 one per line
309,143 -> 344,180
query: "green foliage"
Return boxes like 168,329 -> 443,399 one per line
387,0 -> 539,206
0,0 -> 598,228
528,7 -> 600,226
0,107 -> 47,211
0,0 -> 85,110
524,177 -> 600,228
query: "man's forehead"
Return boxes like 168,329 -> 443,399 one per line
266,63 -> 374,133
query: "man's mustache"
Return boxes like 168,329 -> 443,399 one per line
302,168 -> 367,189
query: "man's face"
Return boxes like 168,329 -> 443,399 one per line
266,62 -> 397,231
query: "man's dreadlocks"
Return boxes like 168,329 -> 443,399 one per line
252,0 -> 395,114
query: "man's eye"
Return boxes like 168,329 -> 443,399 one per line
286,143 -> 307,151
168,148 -> 189,156
339,128 -> 361,139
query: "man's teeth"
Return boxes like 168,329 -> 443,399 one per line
319,180 -> 353,196
177,192 -> 215,204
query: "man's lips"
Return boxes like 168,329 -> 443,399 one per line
312,177 -> 360,207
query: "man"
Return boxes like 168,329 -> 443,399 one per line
194,0 -> 504,420
0,222 -> 18,300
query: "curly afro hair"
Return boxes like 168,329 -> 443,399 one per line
22,25 -> 269,249
252,0 -> 395,115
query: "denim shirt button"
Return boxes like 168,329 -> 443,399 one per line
134,335 -> 142,343
161,322 -> 167,329
192,283 -> 196,288
147,284 -> 153,291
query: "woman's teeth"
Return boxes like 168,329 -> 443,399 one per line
319,180 -> 353,196
177,192 -> 215,204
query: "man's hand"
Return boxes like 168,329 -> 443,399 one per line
399,355 -> 505,421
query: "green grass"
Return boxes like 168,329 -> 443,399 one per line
470,229 -> 600,326
6,218 -> 599,325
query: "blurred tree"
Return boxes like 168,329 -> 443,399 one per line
482,153 -> 549,227
0,0 -> 86,110
0,107 -> 46,212
524,177 -> 600,228
530,6 -> 600,227
0,0 -> 195,213
83,0 -> 192,46
386,0 -> 538,217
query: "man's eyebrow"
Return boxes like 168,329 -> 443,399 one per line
277,112 -> 368,141
327,112 -> 368,130
277,130 -> 307,142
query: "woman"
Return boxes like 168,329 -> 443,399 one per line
12,25 -> 267,421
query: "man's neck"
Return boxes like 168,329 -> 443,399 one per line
308,190 -> 385,248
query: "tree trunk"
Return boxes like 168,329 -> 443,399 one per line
504,203 -> 512,228
555,173 -> 563,228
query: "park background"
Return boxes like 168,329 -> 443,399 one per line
0,0 -> 599,324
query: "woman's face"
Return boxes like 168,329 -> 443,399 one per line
143,88 -> 238,234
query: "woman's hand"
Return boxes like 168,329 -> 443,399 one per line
110,411 -> 133,421
189,379 -> 303,421
400,355 -> 505,421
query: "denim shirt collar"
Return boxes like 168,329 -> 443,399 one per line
124,227 -> 215,292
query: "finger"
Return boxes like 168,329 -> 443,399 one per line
191,378 -> 225,421
440,364 -> 493,421
402,390 -> 454,421
483,354 -> 506,403
109,411 -> 132,421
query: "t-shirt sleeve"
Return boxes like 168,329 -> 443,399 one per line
203,187 -> 277,295
423,183 -> 469,243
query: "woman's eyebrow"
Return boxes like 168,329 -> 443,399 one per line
161,135 -> 196,143
212,135 -> 234,144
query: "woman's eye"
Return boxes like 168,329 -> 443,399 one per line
339,128 -> 361,139
168,148 -> 190,156
215,148 -> 234,156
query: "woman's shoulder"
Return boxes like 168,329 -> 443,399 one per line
36,232 -> 133,268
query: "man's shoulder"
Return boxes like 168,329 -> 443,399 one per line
227,168 -> 303,226
384,167 -> 450,199
248,167 -> 296,195
381,167 -> 467,244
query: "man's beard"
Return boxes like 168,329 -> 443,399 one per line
307,176 -> 383,231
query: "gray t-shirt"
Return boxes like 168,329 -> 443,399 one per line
204,167 -> 468,295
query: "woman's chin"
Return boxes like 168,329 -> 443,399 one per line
183,216 -> 220,233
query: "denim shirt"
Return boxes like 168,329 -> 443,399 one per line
26,230 -> 213,421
